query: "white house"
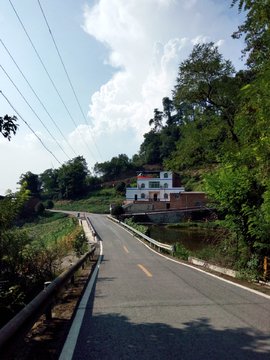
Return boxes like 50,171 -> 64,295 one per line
125,171 -> 185,202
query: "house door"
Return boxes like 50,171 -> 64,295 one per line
135,195 -> 137,201
154,194 -> 157,201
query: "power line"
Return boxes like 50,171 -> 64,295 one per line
37,0 -> 104,161
0,39 -> 77,157
0,90 -> 62,166
9,0 -> 98,162
0,64 -> 71,160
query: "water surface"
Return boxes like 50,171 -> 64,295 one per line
148,225 -> 217,251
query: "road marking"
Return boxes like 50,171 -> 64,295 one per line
123,246 -> 129,253
138,264 -> 152,277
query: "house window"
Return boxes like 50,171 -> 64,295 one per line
175,194 -> 180,200
141,193 -> 145,198
196,201 -> 200,207
164,193 -> 168,199
141,183 -> 145,188
164,183 -> 168,189
149,181 -> 160,188
164,173 -> 168,178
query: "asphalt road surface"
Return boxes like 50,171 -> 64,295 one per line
59,213 -> 270,360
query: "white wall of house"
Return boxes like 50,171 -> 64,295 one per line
126,171 -> 185,201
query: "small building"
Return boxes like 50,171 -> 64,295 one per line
124,171 -> 209,213
125,171 -> 185,202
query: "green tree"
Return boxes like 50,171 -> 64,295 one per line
0,183 -> 31,272
40,168 -> 59,198
18,171 -> 42,196
165,43 -> 250,171
58,156 -> 89,198
94,154 -> 133,181
231,0 -> 270,71
0,115 -> 19,141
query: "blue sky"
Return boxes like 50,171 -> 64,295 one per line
0,0 -> 246,193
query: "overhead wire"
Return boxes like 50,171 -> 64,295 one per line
0,64 -> 71,160
0,90 -> 62,166
37,0 -> 104,162
8,0 -> 98,162
0,39 -> 77,157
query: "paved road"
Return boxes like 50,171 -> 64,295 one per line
60,214 -> 270,360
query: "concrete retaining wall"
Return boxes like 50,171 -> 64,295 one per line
188,256 -> 239,278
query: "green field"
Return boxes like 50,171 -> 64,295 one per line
53,188 -> 125,214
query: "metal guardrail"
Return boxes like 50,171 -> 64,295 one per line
0,246 -> 96,360
108,216 -> 175,255
86,216 -> 97,237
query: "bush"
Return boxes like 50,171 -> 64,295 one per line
35,202 -> 45,214
71,228 -> 88,257
111,205 -> 124,216
115,182 -> 125,192
175,242 -> 190,261
44,200 -> 54,209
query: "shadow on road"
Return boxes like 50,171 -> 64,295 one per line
73,311 -> 270,359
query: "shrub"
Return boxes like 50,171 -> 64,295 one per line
44,200 -> 54,209
111,205 -> 124,216
35,202 -> 45,214
71,228 -> 88,257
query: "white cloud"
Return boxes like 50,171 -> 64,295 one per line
82,0 -> 245,161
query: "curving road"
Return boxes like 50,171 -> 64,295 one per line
59,213 -> 270,360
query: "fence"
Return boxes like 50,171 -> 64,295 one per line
107,215 -> 175,255
0,246 -> 96,360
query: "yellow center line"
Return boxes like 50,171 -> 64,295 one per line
123,246 -> 129,253
138,264 -> 152,277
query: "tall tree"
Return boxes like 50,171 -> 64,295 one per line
18,171 -> 42,196
58,156 -> 89,198
165,43 -> 247,171
39,168 -> 59,198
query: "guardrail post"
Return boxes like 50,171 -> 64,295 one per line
44,282 -> 52,320
69,263 -> 75,284
172,245 -> 176,257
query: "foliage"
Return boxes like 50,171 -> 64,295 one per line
0,183 -> 31,233
0,115 -> 19,140
124,217 -> 150,236
35,202 -> 45,215
44,199 -> 54,209
18,171 -> 42,196
115,182 -> 126,193
39,168 -> 59,199
71,228 -> 88,257
94,154 -> 134,181
174,242 -> 190,261
57,156 -> 89,198
111,205 -> 125,217
0,212 -> 81,326
165,43 -> 251,171
231,0 -> 270,71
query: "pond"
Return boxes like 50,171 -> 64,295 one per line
148,225 -> 218,252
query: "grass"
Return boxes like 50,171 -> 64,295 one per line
19,211 -> 79,248
53,188 -> 125,214
166,221 -> 220,229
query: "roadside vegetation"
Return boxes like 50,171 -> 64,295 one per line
53,187 -> 126,214
0,193 -> 85,328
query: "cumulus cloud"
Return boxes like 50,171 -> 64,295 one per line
82,0 -> 245,160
